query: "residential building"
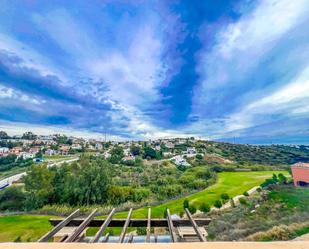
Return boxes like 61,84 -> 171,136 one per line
171,155 -> 190,167
95,143 -> 103,150
291,162 -> 309,186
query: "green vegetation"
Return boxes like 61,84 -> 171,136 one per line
207,185 -> 309,241
114,171 -> 287,218
0,171 -> 289,242
0,154 -> 33,173
0,215 -> 57,242
203,142 -> 309,166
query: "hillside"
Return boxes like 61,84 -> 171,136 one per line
207,185 -> 309,241
202,142 -> 309,166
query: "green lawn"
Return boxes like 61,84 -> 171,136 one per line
114,171 -> 288,218
0,215 -> 57,242
0,170 -> 288,241
44,155 -> 75,161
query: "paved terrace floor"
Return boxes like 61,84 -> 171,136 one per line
1,242 -> 309,249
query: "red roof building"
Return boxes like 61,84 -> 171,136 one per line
291,162 -> 309,186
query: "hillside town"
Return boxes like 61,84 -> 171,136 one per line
0,131 -> 203,167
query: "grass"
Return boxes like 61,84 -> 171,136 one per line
114,170 -> 288,218
0,170 -> 288,241
268,186 -> 309,210
44,155 -> 75,161
0,215 -> 57,242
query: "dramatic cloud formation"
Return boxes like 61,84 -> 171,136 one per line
0,0 -> 308,143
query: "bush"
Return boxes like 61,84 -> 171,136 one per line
188,205 -> 197,214
243,191 -> 249,196
214,200 -> 222,209
256,187 -> 262,192
221,193 -> 230,201
183,199 -> 189,209
200,203 -> 210,214
0,186 -> 26,211
239,197 -> 247,205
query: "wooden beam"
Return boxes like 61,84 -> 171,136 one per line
185,208 -> 207,242
90,208 -> 115,243
102,233 -> 110,243
146,208 -> 151,242
128,234 -> 134,243
59,235 -> 68,242
38,209 -> 80,242
65,209 -> 97,242
118,208 -> 133,243
50,218 -> 211,227
166,209 -> 177,243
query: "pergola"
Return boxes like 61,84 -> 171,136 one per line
38,208 -> 211,243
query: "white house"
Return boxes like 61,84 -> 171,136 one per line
71,144 -> 82,150
186,147 -> 196,154
103,151 -> 111,159
0,147 -> 9,154
20,152 -> 35,160
45,149 -> 57,156
95,143 -> 103,150
165,142 -> 175,149
171,155 -> 190,167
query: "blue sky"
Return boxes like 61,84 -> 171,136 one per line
0,0 -> 308,143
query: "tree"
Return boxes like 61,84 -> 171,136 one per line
214,200 -> 222,209
22,131 -> 37,140
63,159 -> 111,205
0,186 -> 26,211
183,199 -> 189,210
24,165 -> 55,209
130,146 -> 141,156
109,146 -> 124,164
200,203 -> 210,214
0,131 -> 9,139
196,154 -> 203,160
144,146 -> 157,159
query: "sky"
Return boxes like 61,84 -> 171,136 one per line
0,0 -> 308,143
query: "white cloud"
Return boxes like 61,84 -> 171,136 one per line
226,65 -> 309,131
0,84 -> 44,106
196,0 -> 309,90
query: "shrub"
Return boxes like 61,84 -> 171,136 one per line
278,173 -> 287,185
256,187 -> 262,192
183,199 -> 189,209
188,205 -> 197,214
0,186 -> 26,211
214,200 -> 222,209
200,203 -> 210,214
243,191 -> 249,196
221,193 -> 230,201
239,197 -> 247,205
14,236 -> 22,242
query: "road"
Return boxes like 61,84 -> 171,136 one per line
0,157 -> 79,190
